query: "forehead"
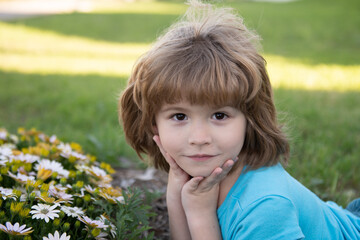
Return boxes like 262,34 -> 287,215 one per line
149,76 -> 244,112
156,100 -> 240,117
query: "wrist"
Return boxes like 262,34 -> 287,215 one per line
185,207 -> 217,221
186,211 -> 222,240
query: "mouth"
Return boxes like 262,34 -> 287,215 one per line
187,154 -> 217,162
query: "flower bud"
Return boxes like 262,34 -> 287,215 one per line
51,171 -> 58,179
91,228 -> 101,237
19,208 -> 30,217
24,163 -> 32,172
87,205 -> 95,213
60,178 -> 67,185
13,189 -> 22,199
76,198 -> 82,206
11,165 -> 19,173
76,181 -> 84,189
0,167 -> 9,175
75,220 -> 81,229
76,171 -> 82,177
53,218 -> 61,227
69,170 -> 76,179
29,192 -> 36,201
69,155 -> 77,163
0,211 -> 6,219
84,194 -> 91,202
59,211 -> 65,219
63,222 -> 70,231
40,183 -> 49,192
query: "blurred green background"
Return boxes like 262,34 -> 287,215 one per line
0,0 -> 359,206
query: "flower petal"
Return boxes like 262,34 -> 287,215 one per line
6,222 -> 12,230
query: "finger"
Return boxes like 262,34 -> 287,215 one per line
221,158 -> 237,174
185,176 -> 204,192
199,158 -> 236,190
201,166 -> 225,188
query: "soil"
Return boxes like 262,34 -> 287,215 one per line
112,167 -> 170,239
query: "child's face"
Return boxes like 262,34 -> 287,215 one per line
155,101 -> 246,177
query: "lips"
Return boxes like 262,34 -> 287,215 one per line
187,154 -> 217,162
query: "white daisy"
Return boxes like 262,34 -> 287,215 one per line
78,216 -> 108,229
89,166 -> 107,177
61,206 -> 84,218
100,192 -> 125,204
71,151 -> 88,161
11,153 -> 40,163
0,159 -> 7,166
79,185 -> 100,198
94,231 -> 108,240
49,135 -> 58,143
0,145 -> 14,161
0,129 -> 7,140
58,143 -> 87,161
75,164 -> 88,173
0,222 -> 33,235
35,159 -> 69,178
43,231 -> 70,240
9,134 -> 19,143
99,215 -> 116,238
30,203 -> 60,223
49,185 -> 73,203
57,143 -> 73,159
84,166 -> 113,187
52,184 -> 69,192
8,171 -> 35,183
0,187 -> 16,200
38,133 -> 47,142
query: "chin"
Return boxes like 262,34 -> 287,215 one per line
186,169 -> 212,178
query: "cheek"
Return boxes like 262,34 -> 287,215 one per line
223,131 -> 246,156
157,129 -> 180,155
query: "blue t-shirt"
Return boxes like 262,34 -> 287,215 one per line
217,164 -> 360,239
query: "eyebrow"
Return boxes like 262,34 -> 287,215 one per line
159,106 -> 187,113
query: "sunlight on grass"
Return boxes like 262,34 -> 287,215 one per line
0,22 -> 149,76
266,55 -> 360,91
0,21 -> 359,91
91,1 -> 186,15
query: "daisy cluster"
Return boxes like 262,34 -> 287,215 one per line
0,128 -> 154,240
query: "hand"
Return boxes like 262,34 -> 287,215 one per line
153,135 -> 189,198
181,158 -> 236,240
153,135 -> 192,239
182,158 -> 236,218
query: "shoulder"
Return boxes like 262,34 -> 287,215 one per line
220,195 -> 305,240
232,164 -> 294,205
218,165 -> 306,239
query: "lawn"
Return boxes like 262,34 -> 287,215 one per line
0,0 -> 359,206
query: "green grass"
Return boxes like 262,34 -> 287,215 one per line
0,0 -> 359,206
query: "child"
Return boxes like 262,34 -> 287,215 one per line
119,0 -> 360,239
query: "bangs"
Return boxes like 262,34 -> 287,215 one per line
145,40 -> 260,112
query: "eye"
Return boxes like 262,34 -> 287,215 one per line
172,113 -> 187,121
212,112 -> 228,120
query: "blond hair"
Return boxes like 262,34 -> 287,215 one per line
119,0 -> 289,172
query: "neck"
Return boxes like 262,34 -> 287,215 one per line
218,163 -> 243,208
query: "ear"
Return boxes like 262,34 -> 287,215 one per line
152,124 -> 159,135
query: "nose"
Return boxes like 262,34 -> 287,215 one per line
188,121 -> 212,146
